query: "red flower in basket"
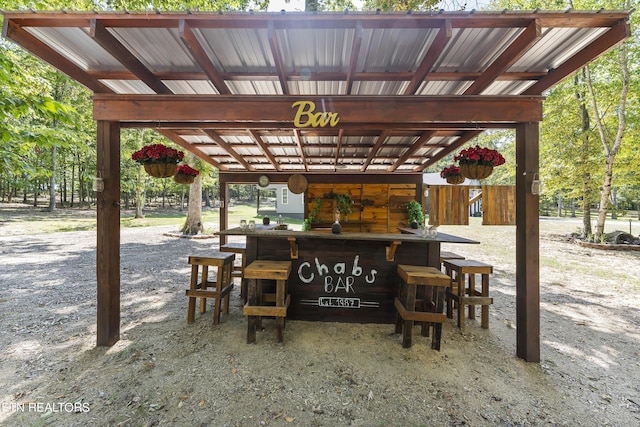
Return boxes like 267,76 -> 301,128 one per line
454,145 -> 505,167
176,165 -> 200,177
440,165 -> 461,178
132,144 -> 184,165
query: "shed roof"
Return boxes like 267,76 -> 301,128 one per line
1,10 -> 631,173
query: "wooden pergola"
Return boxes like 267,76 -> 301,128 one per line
1,9 -> 632,362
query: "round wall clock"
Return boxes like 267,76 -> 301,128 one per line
258,175 -> 270,188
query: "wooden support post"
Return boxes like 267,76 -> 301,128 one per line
219,181 -> 228,246
96,121 -> 120,346
515,122 -> 540,362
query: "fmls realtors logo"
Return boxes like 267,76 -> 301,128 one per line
292,101 -> 340,128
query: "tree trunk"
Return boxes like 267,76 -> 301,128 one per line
49,145 -> 57,212
180,174 -> 204,235
135,166 -> 145,219
587,36 -> 629,239
575,71 -> 592,239
611,187 -> 618,220
556,195 -> 562,217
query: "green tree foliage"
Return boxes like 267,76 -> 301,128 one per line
489,0 -> 639,235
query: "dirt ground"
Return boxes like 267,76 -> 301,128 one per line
1,208 -> 639,426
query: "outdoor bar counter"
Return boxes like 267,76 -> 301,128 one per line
218,227 -> 478,324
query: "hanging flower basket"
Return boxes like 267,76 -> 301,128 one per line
454,145 -> 505,180
459,163 -> 493,180
446,174 -> 466,185
440,165 -> 465,184
132,144 -> 184,178
174,165 -> 200,184
144,163 -> 178,178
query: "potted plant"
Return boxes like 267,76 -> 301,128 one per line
323,192 -> 353,219
132,144 -> 184,178
303,197 -> 322,231
406,201 -> 425,229
454,145 -> 505,180
174,164 -> 199,184
440,165 -> 465,185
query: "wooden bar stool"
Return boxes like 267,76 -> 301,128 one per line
443,259 -> 493,331
220,242 -> 247,300
243,260 -> 292,344
394,264 -> 450,350
186,253 -> 235,325
440,250 -> 465,274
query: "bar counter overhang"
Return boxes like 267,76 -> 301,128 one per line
217,228 -> 478,324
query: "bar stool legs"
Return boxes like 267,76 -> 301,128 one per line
394,265 -> 450,350
443,259 -> 493,331
186,253 -> 235,325
243,260 -> 292,344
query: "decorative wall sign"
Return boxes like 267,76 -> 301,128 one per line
292,101 -> 340,128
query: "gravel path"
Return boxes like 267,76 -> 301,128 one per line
1,222 -> 639,426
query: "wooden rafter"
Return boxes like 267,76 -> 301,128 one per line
293,129 -> 309,171
360,130 -> 391,172
155,128 -> 228,170
387,131 -> 437,172
345,22 -> 363,95
523,18 -> 631,95
87,69 -> 548,82
2,20 -> 112,93
334,128 -> 345,170
250,130 -> 282,172
464,19 -> 541,95
413,130 -> 483,172
178,20 -> 231,95
203,129 -> 255,171
89,19 -> 172,95
404,20 -> 452,95
268,21 -> 288,95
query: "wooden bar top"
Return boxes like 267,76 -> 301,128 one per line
216,226 -> 478,244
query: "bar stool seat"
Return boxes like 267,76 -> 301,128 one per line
443,259 -> 493,331
394,264 -> 450,350
186,253 -> 235,325
220,242 -> 247,300
243,260 -> 292,344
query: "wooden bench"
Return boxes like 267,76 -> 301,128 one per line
443,259 -> 493,331
243,260 -> 292,344
394,264 -> 450,350
186,253 -> 235,325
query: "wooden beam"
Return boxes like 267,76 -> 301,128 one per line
345,22 -> 363,95
93,94 -> 544,124
96,121 -> 120,346
2,20 -> 112,93
155,128 -> 228,170
404,20 -> 452,95
334,128 -> 345,170
515,122 -> 540,362
268,21 -> 288,95
388,130 -> 436,172
250,129 -> 282,171
203,129 -> 255,171
89,19 -> 173,95
464,19 -> 541,95
5,11 -> 629,31
293,129 -> 309,171
523,19 -> 631,95
361,130 -> 390,172
413,130 -> 482,172
88,69 -> 548,82
178,20 -> 231,95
